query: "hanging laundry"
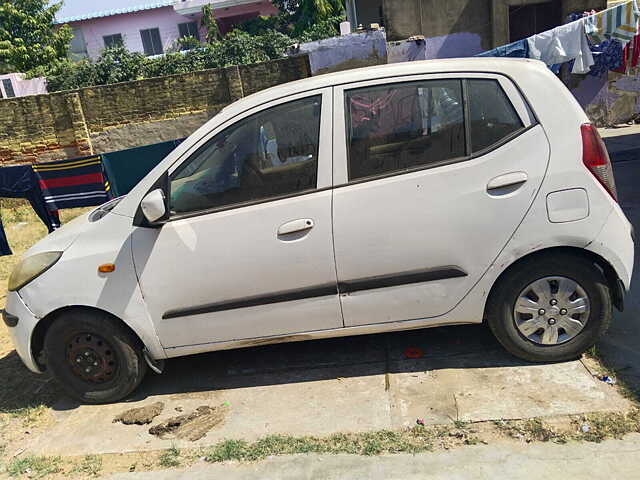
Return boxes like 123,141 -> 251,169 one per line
614,33 -> 640,73
567,10 -> 629,77
527,18 -> 595,74
32,156 -> 109,211
101,139 -> 184,197
585,0 -> 640,45
0,165 -> 60,256
476,39 -> 529,58
0,218 -> 10,256
589,39 -> 625,76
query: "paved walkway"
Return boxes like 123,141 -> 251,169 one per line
108,434 -> 640,480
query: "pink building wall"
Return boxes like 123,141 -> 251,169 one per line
69,2 -> 277,59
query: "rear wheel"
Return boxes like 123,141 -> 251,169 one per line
486,252 -> 612,362
44,310 -> 147,404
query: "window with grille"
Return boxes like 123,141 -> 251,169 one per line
178,21 -> 200,41
140,28 -> 164,56
103,33 -> 123,49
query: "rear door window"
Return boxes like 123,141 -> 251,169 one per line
467,79 -> 524,153
345,80 -> 465,181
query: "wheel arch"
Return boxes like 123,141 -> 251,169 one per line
484,246 -> 624,319
31,305 -> 146,371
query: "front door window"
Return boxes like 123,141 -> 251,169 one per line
170,95 -> 322,215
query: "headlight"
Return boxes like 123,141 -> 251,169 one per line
8,252 -> 63,292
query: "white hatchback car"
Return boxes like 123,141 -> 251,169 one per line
4,58 -> 634,403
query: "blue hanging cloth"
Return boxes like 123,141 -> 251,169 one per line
588,39 -> 624,76
476,39 -> 530,58
0,165 -> 59,256
0,217 -> 10,256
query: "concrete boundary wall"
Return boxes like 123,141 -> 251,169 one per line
0,55 -> 311,165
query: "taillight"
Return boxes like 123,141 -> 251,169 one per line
581,123 -> 618,201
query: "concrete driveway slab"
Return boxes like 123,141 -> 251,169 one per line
21,326 -> 631,457
389,359 -> 626,428
25,363 -> 391,456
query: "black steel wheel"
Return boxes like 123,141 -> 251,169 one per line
44,310 -> 147,404
66,332 -> 119,384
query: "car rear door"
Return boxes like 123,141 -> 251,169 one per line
132,88 -> 343,349
332,73 -> 550,327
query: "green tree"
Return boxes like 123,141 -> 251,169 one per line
297,0 -> 344,24
274,0 -> 345,31
201,4 -> 222,43
0,0 -> 72,73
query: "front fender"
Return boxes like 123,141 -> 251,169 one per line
17,213 -> 166,360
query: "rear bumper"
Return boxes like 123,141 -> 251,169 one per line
4,291 -> 42,374
587,205 -> 635,291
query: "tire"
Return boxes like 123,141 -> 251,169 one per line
44,310 -> 147,404
486,252 -> 612,363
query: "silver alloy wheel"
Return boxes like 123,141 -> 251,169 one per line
513,276 -> 590,345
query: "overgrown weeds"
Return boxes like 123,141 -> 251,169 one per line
71,454 -> 103,477
158,446 -> 181,468
7,455 -> 62,478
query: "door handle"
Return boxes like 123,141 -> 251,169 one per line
278,218 -> 314,236
487,172 -> 528,191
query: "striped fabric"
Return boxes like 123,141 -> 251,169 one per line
586,0 -> 640,45
32,156 -> 110,211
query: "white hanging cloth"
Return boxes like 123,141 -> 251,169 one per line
527,18 -> 595,74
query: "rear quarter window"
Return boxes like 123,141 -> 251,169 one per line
467,79 -> 524,153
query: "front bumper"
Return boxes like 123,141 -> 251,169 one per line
4,291 -> 42,373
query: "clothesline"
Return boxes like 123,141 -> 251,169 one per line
478,0 -> 640,76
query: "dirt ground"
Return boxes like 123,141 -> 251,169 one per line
0,201 -> 91,476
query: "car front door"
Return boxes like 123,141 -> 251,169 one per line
332,74 -> 550,327
132,89 -> 343,350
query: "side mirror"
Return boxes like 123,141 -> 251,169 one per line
140,189 -> 167,224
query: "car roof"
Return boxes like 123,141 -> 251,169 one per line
219,57 -> 546,121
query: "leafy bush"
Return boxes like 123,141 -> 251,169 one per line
170,35 -> 202,52
93,46 -> 146,84
30,59 -> 96,92
296,15 -> 343,43
36,12 -> 345,92
239,15 -> 294,36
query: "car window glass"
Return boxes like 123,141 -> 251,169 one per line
468,79 -> 524,152
170,96 -> 321,215
345,80 -> 465,181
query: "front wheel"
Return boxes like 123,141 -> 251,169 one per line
486,252 -> 612,363
44,310 -> 147,404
